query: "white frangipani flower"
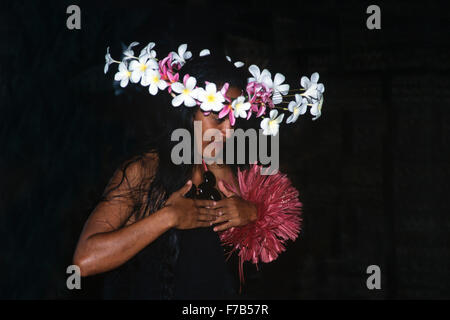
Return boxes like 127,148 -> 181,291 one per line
263,73 -> 290,104
225,55 -> 244,68
171,44 -> 192,66
286,94 -> 307,124
196,82 -> 225,112
139,42 -> 156,59
232,96 -> 251,119
145,69 -> 168,95
114,62 -> 132,88
260,109 -> 285,136
171,77 -> 200,107
129,55 -> 158,84
104,47 -> 114,74
310,95 -> 324,121
300,72 -> 325,101
123,41 -> 139,60
199,49 -> 211,57
248,64 -> 271,83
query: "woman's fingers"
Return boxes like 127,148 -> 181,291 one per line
194,199 -> 218,208
197,207 -> 218,216
195,221 -> 213,228
197,213 -> 217,222
217,180 -> 237,198
178,180 -> 192,196
213,220 -> 234,232
211,211 -> 234,224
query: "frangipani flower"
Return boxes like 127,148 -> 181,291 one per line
286,94 -> 307,124
300,72 -> 325,101
217,83 -> 236,124
225,55 -> 244,68
104,47 -> 114,74
166,72 -> 180,93
171,75 -> 199,107
171,44 -> 192,67
114,62 -> 132,88
129,55 -> 158,84
199,49 -> 211,57
264,73 -> 290,104
310,95 -> 324,121
219,104 -> 235,126
232,96 -> 251,119
248,64 -> 271,83
158,53 -> 177,82
123,41 -> 139,60
145,69 -> 168,95
196,82 -> 225,112
260,109 -> 284,136
139,42 -> 156,59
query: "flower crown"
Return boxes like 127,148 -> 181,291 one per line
104,42 -> 325,136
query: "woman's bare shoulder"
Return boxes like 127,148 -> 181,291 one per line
141,151 -> 159,174
143,151 -> 159,163
105,151 -> 159,195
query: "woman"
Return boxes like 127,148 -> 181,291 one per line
73,52 -> 260,299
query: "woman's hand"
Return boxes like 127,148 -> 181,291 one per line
211,180 -> 258,232
165,180 -> 219,230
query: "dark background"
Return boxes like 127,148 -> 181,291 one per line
1,0 -> 449,299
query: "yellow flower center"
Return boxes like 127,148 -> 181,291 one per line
268,119 -> 277,130
126,71 -> 131,78
140,64 -> 147,71
235,103 -> 242,110
183,89 -> 190,95
318,98 -> 323,112
207,94 -> 216,103
152,76 -> 159,83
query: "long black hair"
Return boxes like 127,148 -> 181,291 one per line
100,49 -> 251,299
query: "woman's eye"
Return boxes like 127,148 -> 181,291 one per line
215,117 -> 225,123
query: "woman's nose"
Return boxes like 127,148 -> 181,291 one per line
220,119 -> 233,139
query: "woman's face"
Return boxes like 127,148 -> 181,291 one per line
194,85 -> 243,159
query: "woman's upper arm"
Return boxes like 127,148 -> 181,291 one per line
78,154 -> 157,242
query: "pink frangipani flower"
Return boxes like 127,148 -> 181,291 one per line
218,103 -> 236,126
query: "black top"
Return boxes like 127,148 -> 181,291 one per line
174,226 -> 238,299
102,226 -> 239,299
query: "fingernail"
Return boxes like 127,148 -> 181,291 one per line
213,227 -> 217,231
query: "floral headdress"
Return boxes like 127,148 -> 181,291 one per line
104,42 -> 325,136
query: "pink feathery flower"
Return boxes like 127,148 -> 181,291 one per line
219,163 -> 303,287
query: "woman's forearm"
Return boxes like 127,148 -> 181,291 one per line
73,206 -> 175,276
